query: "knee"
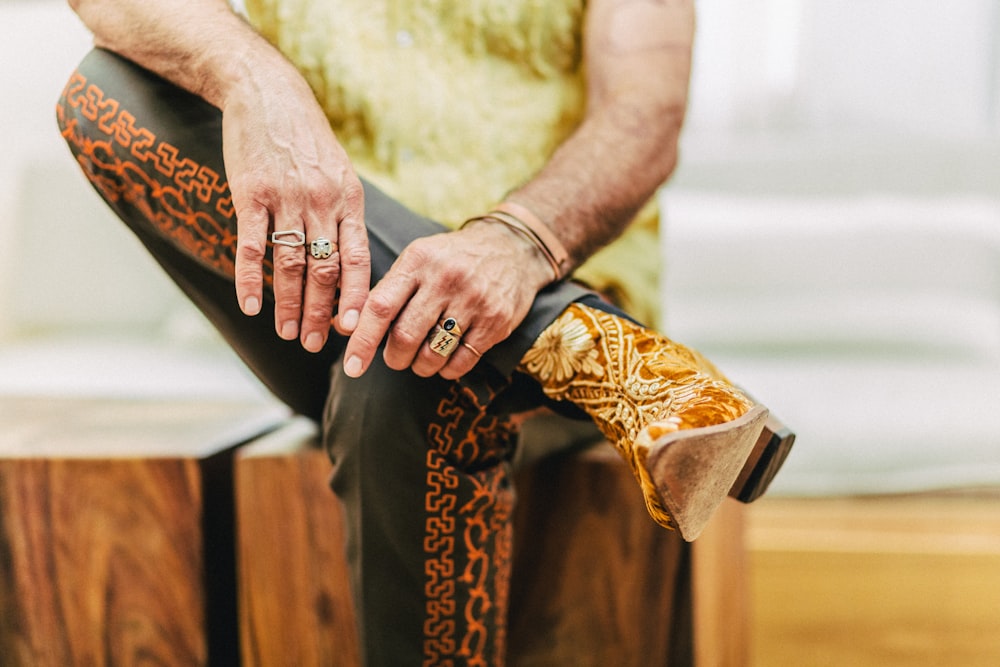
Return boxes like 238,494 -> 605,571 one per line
57,49 -> 127,142
56,49 -> 147,197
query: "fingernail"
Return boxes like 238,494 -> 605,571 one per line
281,320 -> 299,340
305,332 -> 324,352
344,355 -> 363,377
341,309 -> 359,331
243,296 -> 260,315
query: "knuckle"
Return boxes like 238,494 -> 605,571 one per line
309,258 -> 341,287
340,179 -> 365,209
388,325 -> 423,350
304,177 -> 336,210
232,174 -> 270,199
238,237 -> 268,263
476,307 -> 515,340
303,302 -> 333,323
364,292 -> 397,321
274,251 -> 307,274
350,330 -> 381,352
399,240 -> 432,266
275,297 -> 303,313
341,244 -> 371,269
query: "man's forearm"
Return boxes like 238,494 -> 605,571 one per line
69,0 -> 296,110
503,0 -> 694,273
505,96 -> 684,271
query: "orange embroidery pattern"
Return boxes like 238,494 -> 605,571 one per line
56,70 -> 273,283
424,385 -> 516,667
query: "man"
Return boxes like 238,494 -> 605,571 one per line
59,0 -> 791,663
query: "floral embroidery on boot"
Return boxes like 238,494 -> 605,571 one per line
519,302 -> 756,531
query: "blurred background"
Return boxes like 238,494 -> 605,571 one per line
1,1 -> 998,665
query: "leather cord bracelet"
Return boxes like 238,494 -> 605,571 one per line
492,201 -> 569,279
461,202 -> 570,283
462,213 -> 563,282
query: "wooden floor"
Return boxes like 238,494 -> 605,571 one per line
746,490 -> 1000,667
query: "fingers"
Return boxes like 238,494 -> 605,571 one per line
344,298 -> 488,380
439,341 -> 483,380
273,211 -> 369,352
271,224 -> 309,343
342,269 -> 416,377
343,229 -> 539,379
235,202 -> 270,316
332,196 -> 371,336
234,177 -> 369,354
223,82 -> 370,354
413,325 -> 489,380
343,283 -> 491,381
298,230 -> 340,352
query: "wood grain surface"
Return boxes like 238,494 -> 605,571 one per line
235,419 -> 751,667
0,396 -> 287,667
236,418 -> 361,667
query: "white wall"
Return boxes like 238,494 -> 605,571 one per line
664,0 -> 1000,496
0,2 -> 194,341
1,1 -> 92,284
686,0 -> 1000,139
677,0 -> 1000,196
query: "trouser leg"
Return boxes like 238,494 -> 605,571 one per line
324,356 -> 521,665
57,47 -> 613,665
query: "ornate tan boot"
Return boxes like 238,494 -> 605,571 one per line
518,302 -> 776,541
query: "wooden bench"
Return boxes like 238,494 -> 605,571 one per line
0,397 -> 747,665
236,418 -> 749,666
0,396 -> 286,666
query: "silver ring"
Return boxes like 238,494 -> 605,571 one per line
428,325 -> 460,357
271,230 -> 305,247
438,317 -> 463,337
310,238 -> 335,259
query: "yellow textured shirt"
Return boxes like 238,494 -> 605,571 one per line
246,0 -> 661,323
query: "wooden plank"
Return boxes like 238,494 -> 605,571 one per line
747,493 -> 1000,667
0,396 -> 286,667
507,444 -> 695,667
691,499 -> 750,667
235,418 -> 361,667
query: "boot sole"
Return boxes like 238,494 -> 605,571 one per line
640,405 -> 769,541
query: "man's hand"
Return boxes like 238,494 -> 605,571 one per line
70,0 -> 371,352
342,221 -> 553,379
222,64 -> 371,351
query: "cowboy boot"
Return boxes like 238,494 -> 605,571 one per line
518,302 -> 785,541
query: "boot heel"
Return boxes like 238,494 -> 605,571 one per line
642,405 -> 769,541
728,412 -> 796,503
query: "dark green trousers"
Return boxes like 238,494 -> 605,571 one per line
58,48 -> 623,666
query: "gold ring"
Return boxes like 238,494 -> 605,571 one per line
428,325 -> 459,357
461,342 -> 483,358
310,238 -> 335,259
438,317 -> 463,337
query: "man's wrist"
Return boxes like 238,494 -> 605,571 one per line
460,217 -> 555,289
